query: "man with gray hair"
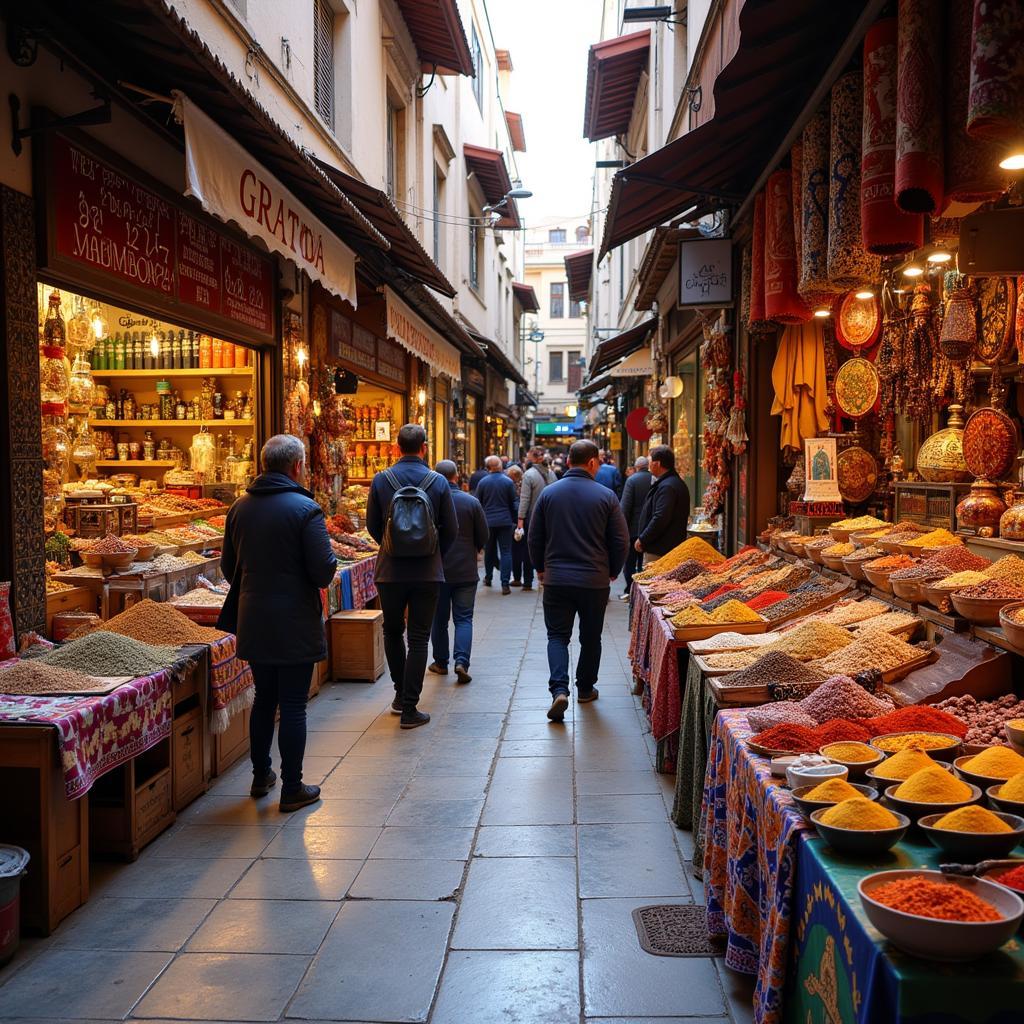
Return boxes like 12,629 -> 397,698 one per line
619,455 -> 653,599
515,446 -> 555,591
219,434 -> 338,812
475,454 -> 518,594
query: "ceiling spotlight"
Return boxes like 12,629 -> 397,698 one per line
814,308 -> 831,318
903,265 -> 924,278
999,151 -> 1024,171
927,250 -> 952,264
854,290 -> 874,300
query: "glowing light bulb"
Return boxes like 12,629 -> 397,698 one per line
927,250 -> 952,264
814,308 -> 830,318
855,290 -> 874,300
149,334 -> 160,358
416,388 -> 427,406
999,151 -> 1024,170
902,265 -> 924,278
296,346 -> 308,371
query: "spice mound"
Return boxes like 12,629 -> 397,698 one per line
637,537 -> 725,577
954,579 -> 1024,602
832,515 -> 888,531
932,806 -> 1014,834
801,676 -> 894,723
42,631 -> 180,676
802,777 -> 863,802
812,631 -> 922,676
86,533 -> 137,554
842,546 -> 886,563
0,660 -> 98,695
869,877 -> 1002,922
893,766 -> 973,803
999,772 -> 1024,802
96,599 -> 227,645
747,701 -> 817,733
994,866 -> 1024,892
763,621 -> 855,661
819,797 -> 899,830
864,554 -> 916,571
863,704 -> 968,740
169,588 -> 227,608
822,542 -> 855,557
816,599 -> 889,626
872,748 -> 939,781
755,719 -> 870,754
707,600 -> 763,625
852,611 -> 919,636
929,570 -> 991,591
821,741 -> 878,763
960,745 -> 1024,780
983,555 -> 1024,583
873,732 -> 956,753
718,652 -> 826,690
904,529 -> 961,548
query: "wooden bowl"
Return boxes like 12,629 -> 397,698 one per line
788,540 -> 807,558
882,782 -> 982,823
81,548 -> 137,570
828,526 -> 856,543
871,732 -> 962,761
863,565 -> 899,593
923,581 -> 958,610
919,811 -> 1024,861
811,808 -> 911,855
954,754 -> 1024,791
950,592 -> 1016,627
821,553 -> 851,573
876,537 -> 910,554
891,577 -> 927,603
130,542 -> 157,561
841,556 -> 870,582
805,545 -> 828,565
850,529 -> 889,548
998,602 -> 1024,653
919,543 -> 964,559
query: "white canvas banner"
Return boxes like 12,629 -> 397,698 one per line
176,92 -> 357,307
610,346 -> 654,377
385,287 -> 461,379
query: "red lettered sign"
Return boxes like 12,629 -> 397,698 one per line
176,211 -> 222,312
219,235 -> 273,336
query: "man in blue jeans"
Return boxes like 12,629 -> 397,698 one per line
428,460 -> 488,683
475,455 -> 518,595
528,439 -> 629,722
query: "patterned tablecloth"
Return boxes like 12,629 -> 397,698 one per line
331,556 -> 378,612
671,657 -> 718,862
703,709 -> 809,1024
207,634 -> 254,734
0,670 -> 174,800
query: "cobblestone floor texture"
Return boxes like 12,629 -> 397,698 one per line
0,586 -> 755,1024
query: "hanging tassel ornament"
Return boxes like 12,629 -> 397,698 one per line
726,370 -> 749,454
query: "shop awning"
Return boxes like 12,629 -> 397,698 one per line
464,145 -> 521,229
505,113 -> 527,152
512,282 -> 540,313
588,317 -> 658,376
515,386 -> 538,408
609,346 -> 654,378
565,249 -> 594,303
385,287 -> 462,379
314,159 -> 455,297
393,0 -> 475,76
578,371 -> 615,398
635,226 -> 701,311
598,0 -> 876,259
469,331 -> 529,388
583,30 -> 650,142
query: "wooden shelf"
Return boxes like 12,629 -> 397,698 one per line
90,368 -> 253,378
95,460 -> 176,468
91,420 -> 254,428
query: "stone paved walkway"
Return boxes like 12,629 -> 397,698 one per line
0,586 -> 754,1024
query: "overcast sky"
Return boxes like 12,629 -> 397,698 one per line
487,0 -> 598,228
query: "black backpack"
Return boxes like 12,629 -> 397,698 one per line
382,468 -> 440,558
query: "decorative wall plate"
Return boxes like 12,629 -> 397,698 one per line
974,276 -> 1016,366
963,406 -> 1019,481
837,445 -> 879,503
834,356 -> 880,419
834,291 -> 882,350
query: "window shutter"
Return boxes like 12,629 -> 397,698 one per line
313,0 -> 334,130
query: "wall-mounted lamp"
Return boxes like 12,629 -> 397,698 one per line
813,308 -> 831,318
927,249 -> 952,264
902,264 -> 924,278
296,345 -> 308,372
855,289 -> 874,300
417,387 -> 427,406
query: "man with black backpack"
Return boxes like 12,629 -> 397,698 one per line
366,424 -> 458,729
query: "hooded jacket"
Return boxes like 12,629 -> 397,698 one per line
218,472 -> 338,665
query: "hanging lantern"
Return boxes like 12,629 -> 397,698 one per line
939,287 -> 978,361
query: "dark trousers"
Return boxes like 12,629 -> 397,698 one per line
623,540 -> 642,594
542,585 -> 610,696
512,516 -> 534,586
249,661 -> 313,792
378,581 -> 440,710
431,581 -> 478,668
484,525 -> 513,586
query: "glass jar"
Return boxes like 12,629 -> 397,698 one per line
41,407 -> 70,531
39,292 -> 70,407
70,419 -> 98,480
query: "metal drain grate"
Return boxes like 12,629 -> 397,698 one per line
631,904 -> 724,957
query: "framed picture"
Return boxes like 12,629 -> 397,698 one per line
374,420 -> 391,442
802,438 -> 842,503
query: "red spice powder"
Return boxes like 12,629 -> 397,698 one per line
704,583 -> 741,603
995,865 -> 1024,893
813,719 -> 872,746
861,705 -> 968,739
754,723 -> 819,753
870,877 -> 1002,922
746,591 -> 789,611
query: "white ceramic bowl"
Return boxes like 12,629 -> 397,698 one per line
787,762 -> 848,791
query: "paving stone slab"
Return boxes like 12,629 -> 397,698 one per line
186,898 -> 339,954
369,826 -> 476,860
577,823 -> 691,898
51,896 -> 214,952
348,858 -> 465,900
262,825 -> 382,860
474,825 -> 577,858
229,858 -> 363,900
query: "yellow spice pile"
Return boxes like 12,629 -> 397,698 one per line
755,620 -> 854,662
812,630 -> 921,675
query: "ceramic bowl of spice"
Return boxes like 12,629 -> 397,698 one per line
820,741 -> 884,777
871,732 -> 962,761
919,806 -> 1024,861
790,779 -> 877,819
890,576 -> 930,604
858,870 -> 1023,961
883,766 -> 982,824
786,759 -> 848,791
951,579 -> 1024,626
953,746 -> 1024,791
988,771 -> 1024,817
863,556 -> 917,594
980,863 -> 1024,909
809,798 -> 909,855
865,749 -> 953,790
997,603 -> 1024,655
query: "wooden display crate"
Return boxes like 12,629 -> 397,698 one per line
330,610 -> 385,682
309,658 -> 329,699
172,703 -> 206,811
212,705 -> 251,777
45,586 -> 96,636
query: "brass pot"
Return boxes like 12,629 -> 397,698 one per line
1000,490 -> 1024,540
917,404 -> 971,483
956,479 -> 1007,536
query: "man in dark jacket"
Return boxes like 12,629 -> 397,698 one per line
428,460 -> 488,683
475,455 -> 518,594
619,455 -> 653,599
528,439 -> 629,722
595,452 -> 623,497
366,424 -> 458,729
468,464 -> 488,494
636,444 -> 691,563
219,434 -> 337,812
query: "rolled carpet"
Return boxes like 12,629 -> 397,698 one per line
790,141 -> 803,264
765,168 -> 812,324
895,0 -> 944,213
862,16 -> 923,254
750,191 -> 767,324
967,0 -> 1024,142
799,106 -> 834,304
946,0 -> 1007,202
828,71 -> 880,289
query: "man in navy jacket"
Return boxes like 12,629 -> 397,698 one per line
475,455 -> 518,594
636,444 -> 691,563
528,439 -> 630,721
219,434 -> 337,812
366,424 -> 457,729
595,452 -> 623,497
428,460 -> 488,683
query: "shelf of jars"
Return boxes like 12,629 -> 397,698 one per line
91,420 -> 255,428
92,369 -> 254,379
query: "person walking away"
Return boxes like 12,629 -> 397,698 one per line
506,464 -> 527,586
427,460 -> 488,684
552,457 -> 566,479
476,455 -> 518,594
635,445 -> 691,566
219,434 -> 337,812
619,455 -> 653,600
516,446 -> 553,592
595,452 -> 623,497
468,463 -> 488,494
528,440 -> 629,721
366,424 -> 457,729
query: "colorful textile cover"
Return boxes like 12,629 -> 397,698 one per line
828,71 -> 880,289
208,634 -> 254,734
0,671 -> 173,800
750,192 -> 768,325
789,142 -> 803,266
946,0 -> 1008,203
861,17 -> 923,254
345,555 -> 379,610
764,169 -> 812,324
770,321 -> 830,453
798,107 -> 834,304
704,710 -> 809,1024
628,585 -> 683,755
967,0 -> 1024,142
895,0 -> 944,213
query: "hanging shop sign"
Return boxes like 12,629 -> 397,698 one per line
610,347 -> 654,377
678,237 -> 733,308
463,365 -> 485,394
535,421 -> 577,436
36,129 -> 276,347
176,92 -> 358,309
384,287 -> 461,380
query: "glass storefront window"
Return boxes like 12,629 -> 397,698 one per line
671,351 -> 699,517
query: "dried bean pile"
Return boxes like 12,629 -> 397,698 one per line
169,588 -> 226,607
42,631 -> 180,676
815,599 -> 889,626
86,533 -> 136,554
851,610 -> 919,636
95,599 -> 226,644
822,542 -> 855,557
983,555 -> 1024,584
929,570 -> 991,591
953,579 -> 1024,601
147,554 -> 195,573
717,651 -> 826,689
747,701 -> 818,732
691,630 -> 783,652
842,545 -> 885,563
760,620 -> 855,661
0,660 -> 97,695
933,693 -> 1024,746
704,649 -> 760,670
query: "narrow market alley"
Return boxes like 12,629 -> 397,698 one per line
0,587 -> 752,1024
